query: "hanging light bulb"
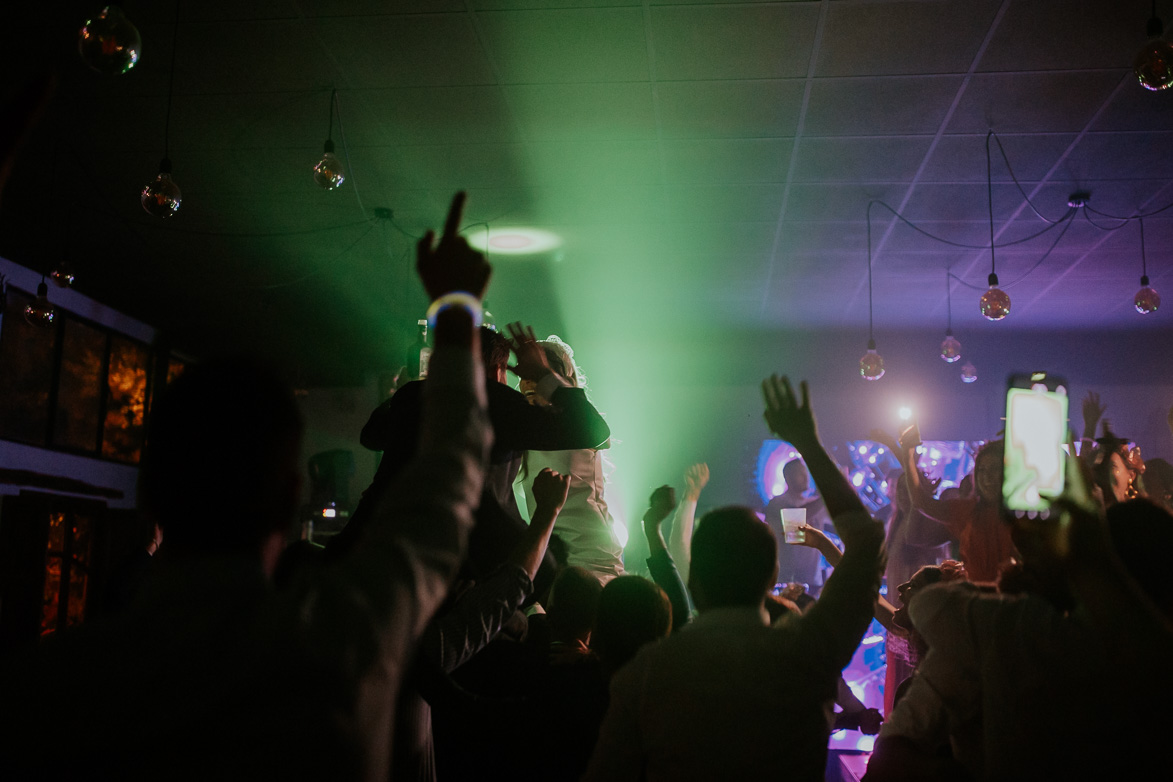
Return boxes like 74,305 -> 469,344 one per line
1136,276 -> 1161,314
142,157 -> 181,218
1136,3 -> 1173,91
861,203 -> 885,381
313,90 -> 346,190
960,361 -> 978,384
939,270 -> 962,362
1134,219 -> 1160,313
979,134 -> 1011,321
78,6 -> 141,74
50,263 -> 76,288
980,272 -> 1011,320
313,140 -> 345,190
24,279 -> 56,327
860,339 -> 885,381
940,330 -> 962,363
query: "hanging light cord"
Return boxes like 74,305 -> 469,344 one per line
945,269 -> 953,331
325,88 -> 336,142
1140,218 -> 1149,278
986,130 -> 997,276
163,0 -> 181,160
866,201 -> 876,343
948,207 -> 1076,291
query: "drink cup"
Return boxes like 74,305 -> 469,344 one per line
781,508 -> 806,544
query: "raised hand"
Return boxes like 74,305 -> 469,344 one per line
416,191 -> 492,301
644,485 -> 678,526
1082,391 -> 1106,440
504,322 -> 555,381
683,463 -> 710,501
761,375 -> 818,449
531,467 -> 571,519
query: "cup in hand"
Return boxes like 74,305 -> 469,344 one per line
781,508 -> 806,544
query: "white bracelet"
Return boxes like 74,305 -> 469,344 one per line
426,291 -> 483,330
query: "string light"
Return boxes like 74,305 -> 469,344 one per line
143,1 -> 182,217
314,90 -> 346,190
78,6 -> 141,74
940,270 -> 961,362
24,278 -> 56,327
861,203 -> 885,381
980,132 -> 1011,320
1135,218 -> 1161,314
961,361 -> 978,384
1136,0 -> 1173,91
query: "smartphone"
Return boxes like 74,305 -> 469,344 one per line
1002,372 -> 1069,516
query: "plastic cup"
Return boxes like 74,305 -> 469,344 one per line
781,508 -> 806,544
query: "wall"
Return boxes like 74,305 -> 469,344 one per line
0,256 -> 155,510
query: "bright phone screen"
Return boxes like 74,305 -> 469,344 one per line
1003,383 -> 1068,513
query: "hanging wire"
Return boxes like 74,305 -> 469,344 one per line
139,218 -> 374,238
866,201 -> 876,343
163,0 -> 182,159
247,222 -> 376,290
989,132 -> 1066,224
1140,217 -> 1149,278
945,268 -> 953,331
331,90 -> 369,220
868,200 -> 1073,249
325,88 -> 336,142
947,207 -> 1077,290
1082,207 -> 1133,231
986,131 -> 997,276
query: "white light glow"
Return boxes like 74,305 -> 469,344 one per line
467,227 -> 562,255
898,406 -> 912,420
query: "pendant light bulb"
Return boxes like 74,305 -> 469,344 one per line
24,280 -> 56,327
960,361 -> 978,384
979,273 -> 1011,321
50,263 -> 76,289
1135,275 -> 1161,314
860,338 -> 885,381
1136,10 -> 1173,91
313,139 -> 346,190
141,157 -> 181,218
940,330 -> 962,363
78,5 -> 141,74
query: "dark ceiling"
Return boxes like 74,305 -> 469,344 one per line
3,0 -> 1173,386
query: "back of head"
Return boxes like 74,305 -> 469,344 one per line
689,506 -> 777,609
480,326 -> 509,378
548,566 -> 603,643
1106,498 -> 1173,615
592,575 -> 671,674
139,357 -> 303,558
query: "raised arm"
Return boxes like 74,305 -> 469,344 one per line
761,376 -> 866,530
762,375 -> 885,669
667,463 -> 708,583
643,485 -> 693,631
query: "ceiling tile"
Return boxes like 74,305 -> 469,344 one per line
317,14 -> 495,88
665,184 -> 786,224
505,82 -> 656,140
803,75 -> 964,135
477,8 -> 648,84
817,0 -> 1002,77
921,133 -> 1079,183
521,140 -> 661,186
657,80 -> 806,138
1062,132 -> 1173,181
650,4 -> 819,80
782,183 -> 912,221
946,71 -> 1126,133
793,136 -> 934,182
978,0 -> 1151,72
659,138 -> 794,184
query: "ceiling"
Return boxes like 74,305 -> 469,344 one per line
2,0 -> 1173,385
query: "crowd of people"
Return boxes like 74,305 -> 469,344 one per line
1,189 -> 1171,782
